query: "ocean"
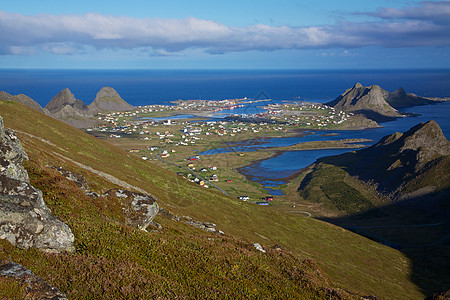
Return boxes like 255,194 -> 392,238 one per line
1,69 -> 450,107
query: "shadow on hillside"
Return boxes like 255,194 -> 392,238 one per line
320,190 -> 450,297
353,109 -> 400,123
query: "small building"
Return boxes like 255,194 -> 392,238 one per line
256,202 -> 269,206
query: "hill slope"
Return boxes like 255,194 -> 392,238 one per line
296,121 -> 449,293
0,100 -> 432,299
0,91 -> 49,115
303,120 -> 449,201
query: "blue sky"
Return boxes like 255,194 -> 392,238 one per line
1,0 -> 449,69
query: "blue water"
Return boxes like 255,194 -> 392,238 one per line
201,101 -> 450,157
1,69 -> 449,107
233,102 -> 450,193
139,114 -> 200,121
241,148 -> 359,187
1,69 -> 449,194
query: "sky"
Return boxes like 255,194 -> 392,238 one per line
1,0 -> 449,69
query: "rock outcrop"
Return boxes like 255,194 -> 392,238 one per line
327,83 -> 403,122
51,166 -> 90,191
159,208 -> 224,235
89,87 -> 134,113
0,260 -> 67,299
0,91 -> 49,115
0,116 -> 74,253
105,189 -> 159,231
0,118 -> 29,182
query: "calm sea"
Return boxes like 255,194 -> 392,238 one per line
0,69 -> 449,107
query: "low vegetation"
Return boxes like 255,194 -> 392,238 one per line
0,101 -> 430,299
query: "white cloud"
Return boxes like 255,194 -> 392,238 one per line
0,1 -> 449,56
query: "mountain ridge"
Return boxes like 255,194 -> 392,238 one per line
326,83 -> 403,122
0,91 -> 50,116
326,83 -> 445,122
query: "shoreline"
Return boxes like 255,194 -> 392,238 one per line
234,139 -> 370,188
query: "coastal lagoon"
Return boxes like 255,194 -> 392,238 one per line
215,101 -> 450,194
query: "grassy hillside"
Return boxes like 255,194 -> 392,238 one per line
0,100 -> 428,299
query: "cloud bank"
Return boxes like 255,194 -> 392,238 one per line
1,1 -> 449,56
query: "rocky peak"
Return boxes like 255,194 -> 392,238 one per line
386,87 -> 434,108
89,87 -> 134,113
45,88 -> 77,113
390,87 -> 406,97
368,120 -> 450,179
326,83 -> 402,122
353,82 -> 363,89
377,121 -> 450,156
398,121 -> 450,170
95,87 -> 121,99
0,116 -> 74,253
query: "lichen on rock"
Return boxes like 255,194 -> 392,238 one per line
105,189 -> 159,231
0,116 -> 74,253
0,260 -> 68,299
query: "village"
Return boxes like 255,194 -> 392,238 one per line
86,98 -> 359,205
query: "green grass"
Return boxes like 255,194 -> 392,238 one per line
321,181 -> 375,214
299,163 -> 378,214
0,276 -> 26,300
0,100 -> 427,299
